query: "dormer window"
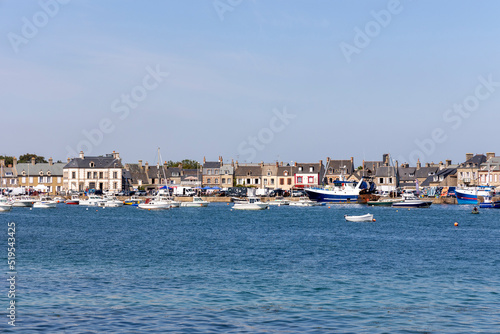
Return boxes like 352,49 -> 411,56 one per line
22,171 -> 26,176
47,171 -> 51,176
284,171 -> 289,176
39,171 -> 43,176
298,167 -> 303,172
309,166 -> 314,172
89,161 -> 95,168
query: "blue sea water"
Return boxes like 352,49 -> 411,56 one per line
1,203 -> 499,333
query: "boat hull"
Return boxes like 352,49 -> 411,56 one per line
479,201 -> 500,209
0,204 -> 12,212
233,203 -> 268,210
12,201 -> 34,207
392,201 -> 432,208
344,214 -> 374,222
33,202 -> 57,208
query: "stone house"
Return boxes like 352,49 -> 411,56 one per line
17,157 -> 65,195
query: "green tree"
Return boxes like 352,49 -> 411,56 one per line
166,159 -> 200,169
357,166 -> 363,170
0,155 -> 14,166
18,153 -> 47,164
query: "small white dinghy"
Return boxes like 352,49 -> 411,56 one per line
344,213 -> 374,222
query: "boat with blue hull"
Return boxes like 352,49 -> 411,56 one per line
455,186 -> 495,205
304,179 -> 370,203
479,196 -> 500,209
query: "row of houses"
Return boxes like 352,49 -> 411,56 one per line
1,151 -> 499,195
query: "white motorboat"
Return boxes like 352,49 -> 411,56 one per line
0,196 -> 13,212
138,197 -> 170,210
392,190 -> 432,208
12,196 -> 38,207
79,195 -> 106,206
157,190 -> 180,208
267,197 -> 290,206
123,196 -> 143,206
289,196 -> 324,207
33,196 -> 57,208
233,197 -> 269,210
53,196 -> 66,203
344,213 -> 374,222
180,196 -> 209,207
102,195 -> 123,207
65,194 -> 80,205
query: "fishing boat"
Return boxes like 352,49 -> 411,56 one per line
0,196 -> 13,212
479,196 -> 500,209
233,197 -> 268,210
65,194 -> 80,205
455,186 -> 495,205
33,196 -> 57,208
180,196 -> 209,207
392,190 -> 432,208
304,178 -> 370,203
344,213 -> 374,222
79,194 -> 106,206
289,196 -> 324,207
267,197 -> 290,206
123,195 -> 143,206
138,197 -> 170,210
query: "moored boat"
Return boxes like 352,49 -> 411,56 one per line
455,186 -> 495,205
65,194 -> 80,205
233,197 -> 268,210
180,196 -> 209,207
267,197 -> 290,206
12,196 -> 38,207
367,198 -> 403,206
0,196 -> 13,212
344,213 -> 374,222
138,197 -> 170,210
479,196 -> 500,209
304,178 -> 371,203
79,195 -> 106,206
289,196 -> 324,207
33,196 -> 57,208
123,195 -> 143,206
392,191 -> 432,208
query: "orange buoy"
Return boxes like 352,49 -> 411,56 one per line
328,206 -> 331,209
454,222 -> 458,227
372,219 -> 376,222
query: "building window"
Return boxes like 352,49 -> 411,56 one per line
379,178 -> 384,184
207,178 -> 211,184
99,172 -> 103,179
298,167 -> 303,171
22,177 -> 26,183
222,178 -> 226,184
93,172 -> 97,179
271,179 -> 275,185
87,172 -> 92,179
10,179 -> 16,185
214,178 -> 218,184
246,178 -> 251,184
309,167 -> 314,172
329,178 -> 333,183
89,162 -> 95,167
113,182 -> 117,189
264,179 -> 268,185
57,177 -> 62,183
308,176 -> 314,183
287,178 -> 291,185
72,172 -> 76,179
297,176 -> 303,183
225,170 -> 228,174
267,171 -> 271,176
389,178 -> 393,184
280,178 -> 284,185
207,170 -> 212,175
255,178 -> 259,184
29,177 -> 33,183
284,171 -> 288,176
215,170 -> 219,175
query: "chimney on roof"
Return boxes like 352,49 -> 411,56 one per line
178,163 -> 183,169
383,154 -> 389,166
31,157 -> 36,165
327,157 -> 331,163
13,157 -> 17,167
260,161 -> 264,167
138,160 -> 142,169
486,152 -> 495,160
319,159 -> 323,167
231,159 -> 234,167
79,151 -> 84,159
49,157 -> 53,166
112,151 -> 120,160
145,162 -> 149,172
235,160 -> 239,167
417,159 -> 421,170
426,163 -> 430,168
220,156 -> 223,166
294,162 -> 297,167
0,159 -> 4,167
66,157 -> 70,163
280,161 -> 283,166
465,153 -> 473,161
203,156 -> 206,164
362,160 -> 365,170
446,159 -> 452,167
275,161 -> 279,167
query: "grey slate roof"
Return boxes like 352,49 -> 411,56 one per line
16,163 -> 65,176
326,160 -> 354,174
421,168 -> 457,186
398,167 -> 417,182
64,156 -> 123,169
125,163 -> 149,184
203,161 -> 221,169
235,165 -> 263,177
277,165 -> 297,176
295,163 -> 323,174
415,167 -> 439,178
458,154 -> 486,168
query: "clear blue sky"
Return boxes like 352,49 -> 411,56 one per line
1,0 -> 499,166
